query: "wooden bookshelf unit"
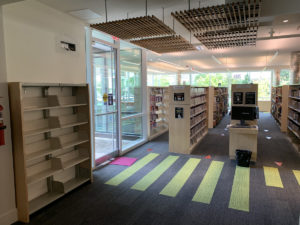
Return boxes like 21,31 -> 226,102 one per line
148,87 -> 169,140
287,85 -> 300,145
210,87 -> 228,128
168,85 -> 209,154
271,85 -> 289,132
9,83 -> 92,223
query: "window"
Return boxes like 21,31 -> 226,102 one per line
210,73 -> 229,87
280,69 -> 291,85
147,73 -> 177,86
191,73 -> 210,86
249,71 -> 271,101
231,72 -> 251,84
180,73 -> 190,85
230,71 -> 271,101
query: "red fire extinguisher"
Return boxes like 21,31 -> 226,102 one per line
0,104 -> 6,146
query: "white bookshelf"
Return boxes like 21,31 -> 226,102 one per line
9,83 -> 92,223
169,85 -> 209,154
148,86 -> 169,140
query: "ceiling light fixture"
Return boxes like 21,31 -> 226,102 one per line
196,45 -> 203,51
269,51 -> 279,64
283,19 -> 289,23
157,59 -> 186,70
211,55 -> 222,65
148,69 -> 166,73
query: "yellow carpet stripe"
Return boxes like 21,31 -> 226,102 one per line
131,155 -> 179,191
293,170 -> 300,186
263,166 -> 283,188
160,158 -> 200,197
105,153 -> 159,186
229,166 -> 250,212
192,161 -> 224,204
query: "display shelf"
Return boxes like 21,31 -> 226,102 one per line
59,132 -> 89,149
25,138 -> 61,161
59,149 -> 90,169
58,114 -> 88,128
53,176 -> 90,194
29,192 -> 63,214
23,95 -> 87,112
9,82 -> 92,223
169,85 -> 209,154
289,96 -> 300,100
148,86 -> 169,140
288,125 -> 300,139
271,85 -> 289,132
23,117 -> 60,137
211,87 -> 228,128
26,160 -> 62,185
287,85 -> 300,142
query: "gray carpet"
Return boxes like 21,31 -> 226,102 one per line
15,113 -> 300,225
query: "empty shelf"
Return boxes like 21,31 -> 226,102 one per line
29,192 -> 63,214
25,148 -> 61,161
63,155 -> 89,170
27,168 -> 62,185
64,177 -> 90,193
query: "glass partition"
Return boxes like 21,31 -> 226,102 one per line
120,41 -> 145,151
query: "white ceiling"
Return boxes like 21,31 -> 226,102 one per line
37,0 -> 300,72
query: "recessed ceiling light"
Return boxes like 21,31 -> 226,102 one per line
283,19 -> 289,23
196,45 -> 203,50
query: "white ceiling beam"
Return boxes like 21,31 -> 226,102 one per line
0,0 -> 24,6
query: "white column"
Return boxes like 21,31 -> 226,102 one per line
0,5 -> 18,225
141,49 -> 148,140
177,71 -> 181,85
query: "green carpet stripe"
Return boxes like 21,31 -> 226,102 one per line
293,170 -> 300,186
263,166 -> 283,188
229,166 -> 250,212
131,155 -> 179,191
159,158 -> 200,197
105,153 -> 159,186
192,161 -> 224,204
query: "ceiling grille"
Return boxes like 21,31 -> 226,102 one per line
91,15 -> 175,40
171,0 -> 262,49
131,35 -> 196,53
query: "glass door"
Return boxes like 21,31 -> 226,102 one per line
120,41 -> 146,152
92,41 -> 119,165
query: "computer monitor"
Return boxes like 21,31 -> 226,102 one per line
231,106 -> 259,126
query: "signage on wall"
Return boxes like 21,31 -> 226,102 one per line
103,93 -> 108,105
233,92 -> 243,104
174,93 -> 184,101
175,107 -> 184,119
108,94 -> 113,106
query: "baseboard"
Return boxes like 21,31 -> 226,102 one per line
0,208 -> 18,225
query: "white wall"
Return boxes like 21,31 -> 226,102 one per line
0,6 -> 18,225
3,0 -> 87,83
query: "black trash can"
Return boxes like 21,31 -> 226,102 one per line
235,149 -> 252,167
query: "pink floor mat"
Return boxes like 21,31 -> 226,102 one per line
110,157 -> 137,166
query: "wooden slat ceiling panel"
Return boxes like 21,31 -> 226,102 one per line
91,15 -> 175,40
195,27 -> 258,49
131,35 -> 196,53
171,0 -> 262,49
171,0 -> 261,33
